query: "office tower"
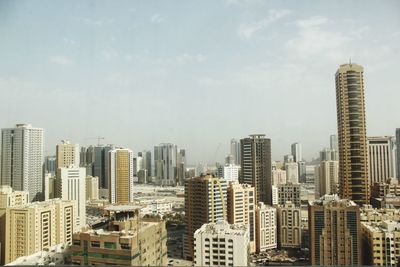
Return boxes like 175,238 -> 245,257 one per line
0,124 -> 44,202
86,176 -> 99,201
314,165 -> 321,197
227,181 -> 255,253
277,182 -> 301,207
396,129 -> 400,179
44,156 -> 56,175
71,216 -> 167,266
330,134 -> 338,151
240,134 -> 272,205
306,165 -> 316,184
194,221 -> 249,267
183,175 -> 227,260
109,148 -> 134,204
89,145 -> 115,189
56,140 -> 79,169
291,142 -> 302,162
141,150 -> 152,177
230,138 -> 241,165
272,169 -> 287,186
0,186 -> 29,265
56,166 -> 86,229
277,201 -> 301,249
154,143 -> 177,186
284,154 -> 294,163
223,164 -> 240,182
255,202 -> 277,252
335,63 -> 369,205
361,220 -> 400,266
177,149 -> 187,185
318,160 -> 339,196
285,162 -> 299,183
368,136 -> 396,184
309,194 -> 361,265
136,154 -> 143,171
4,199 -> 76,264
216,163 -> 224,178
320,147 -> 339,161
225,154 -> 234,164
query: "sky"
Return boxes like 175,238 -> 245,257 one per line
0,0 -> 399,164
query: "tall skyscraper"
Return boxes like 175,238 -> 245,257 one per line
330,134 -> 338,151
177,149 -> 187,185
0,124 -> 44,202
154,143 -> 177,186
291,142 -> 302,162
240,134 -> 272,205
368,136 -> 396,184
109,148 -> 134,204
183,175 -> 227,260
90,145 -> 115,189
309,195 -> 362,266
335,63 -> 369,205
56,140 -> 79,169
320,147 -> 339,161
142,150 -> 152,177
318,160 -> 339,196
396,128 -> 400,179
230,138 -> 241,165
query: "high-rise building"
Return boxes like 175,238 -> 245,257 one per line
240,134 -> 272,205
230,138 -> 241,165
368,136 -> 396,184
56,166 -> 86,229
277,182 -> 301,207
0,186 -> 29,265
0,124 -> 44,202
330,134 -> 338,151
154,143 -> 177,186
44,156 -> 56,175
109,148 -> 134,204
194,221 -> 249,267
277,201 -> 301,249
291,142 -> 302,162
285,162 -> 299,183
183,175 -> 227,260
309,194 -> 362,265
335,63 -> 369,205
298,161 -> 307,183
4,199 -> 76,264
320,147 -> 339,161
318,160 -> 339,196
177,149 -> 187,185
56,140 -> 79,169
86,176 -> 99,201
284,154 -> 294,163
272,169 -> 287,186
361,220 -> 400,266
89,145 -> 115,189
142,150 -> 152,177
227,181 -> 255,252
223,164 -> 240,182
255,202 -> 277,252
396,128 -> 400,179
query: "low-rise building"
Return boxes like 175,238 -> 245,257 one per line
360,205 -> 400,222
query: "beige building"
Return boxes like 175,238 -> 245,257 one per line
309,195 -> 362,266
4,199 -> 76,264
272,169 -> 286,186
109,148 -> 134,204
277,201 -> 301,249
255,202 -> 277,253
368,136 -> 396,184
0,186 -> 29,265
71,216 -> 167,266
56,140 -> 79,169
335,63 -> 369,205
318,160 -> 339,196
227,181 -> 255,253
360,205 -> 400,223
86,176 -> 99,201
362,220 -> 400,266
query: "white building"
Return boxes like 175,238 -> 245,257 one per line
194,221 -> 249,267
318,160 -> 339,196
272,186 -> 278,205
272,169 -> 287,186
223,164 -> 240,182
255,202 -> 277,252
56,166 -> 86,229
1,124 -> 44,202
291,142 -> 302,162
368,136 -> 396,184
285,162 -> 299,183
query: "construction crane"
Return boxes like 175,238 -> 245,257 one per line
84,136 -> 105,146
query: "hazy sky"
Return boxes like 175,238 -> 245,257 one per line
0,0 -> 399,164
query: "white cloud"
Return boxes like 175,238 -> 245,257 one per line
101,48 -> 119,60
150,14 -> 165,23
176,53 -> 206,65
75,17 -> 104,26
238,9 -> 291,40
63,37 -> 76,45
48,56 -> 73,66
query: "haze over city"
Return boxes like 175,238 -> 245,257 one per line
0,0 -> 399,164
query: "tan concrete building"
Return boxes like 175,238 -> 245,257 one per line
86,176 -> 99,201
360,205 -> 400,223
71,217 -> 167,266
362,220 -> 400,266
318,160 -> 339,196
227,181 -> 255,253
4,199 -> 76,264
56,140 -> 79,169
255,202 -> 277,253
309,194 -> 362,265
368,136 -> 396,185
109,148 -> 134,204
277,201 -> 301,249
335,63 -> 369,205
272,169 -> 286,186
0,186 -> 29,265
183,175 -> 227,260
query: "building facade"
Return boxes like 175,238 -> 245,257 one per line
277,201 -> 301,249
291,142 -> 302,162
272,169 -> 287,186
109,148 -> 134,204
285,162 -> 299,183
56,140 -> 79,169
230,138 -> 241,165
223,164 -> 240,182
255,202 -> 277,253
277,182 -> 301,207
368,136 -> 396,184
154,143 -> 177,186
86,176 -> 99,201
318,160 -> 339,196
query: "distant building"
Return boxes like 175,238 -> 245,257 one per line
309,194 -> 361,265
368,136 -> 396,184
277,182 -> 301,207
272,186 -> 278,205
56,140 -> 79,169
285,162 -> 299,183
330,134 -> 338,151
318,160 -> 339,196
360,205 -> 400,222
109,148 -> 134,204
230,138 -> 241,165
284,154 -> 294,163
291,143 -> 302,162
194,221 -> 249,266
223,164 -> 240,182
320,147 -> 339,161
44,156 -> 56,175
177,149 -> 187,185
277,201 -> 301,249
272,169 -> 286,186
396,129 -> 400,179
86,176 -> 99,201
298,161 -> 306,183
154,143 -> 177,186
255,202 -> 277,253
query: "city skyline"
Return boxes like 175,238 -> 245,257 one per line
0,1 -> 399,164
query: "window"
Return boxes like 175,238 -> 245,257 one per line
104,242 -> 117,249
